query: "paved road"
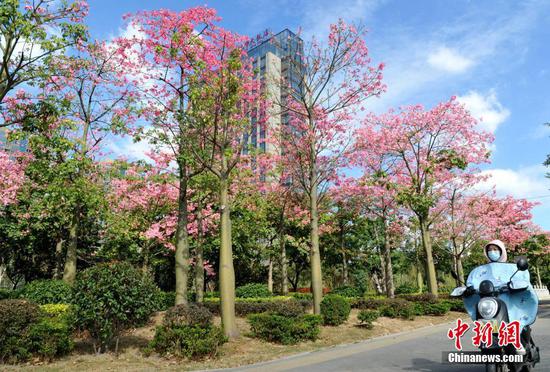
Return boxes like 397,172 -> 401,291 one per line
228,301 -> 550,372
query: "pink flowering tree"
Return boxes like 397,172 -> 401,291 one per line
361,98 -> 493,295
0,150 -> 25,207
117,7 -> 223,306
1,0 -> 88,127
276,20 -> 385,313
106,157 -> 217,299
186,32 -> 263,337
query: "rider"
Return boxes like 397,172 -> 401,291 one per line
484,239 -> 507,263
484,239 -> 526,355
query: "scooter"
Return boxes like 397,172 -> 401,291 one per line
450,257 -> 540,372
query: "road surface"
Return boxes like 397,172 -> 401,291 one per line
225,301 -> 550,372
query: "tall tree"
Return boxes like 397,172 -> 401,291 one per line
187,37 -> 262,337
363,98 -> 493,295
276,20 -> 385,313
119,7 -> 219,305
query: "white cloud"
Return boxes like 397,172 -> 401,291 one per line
106,137 -> 154,162
477,165 -> 548,198
476,165 -> 550,230
427,46 -> 474,73
457,90 -> 510,133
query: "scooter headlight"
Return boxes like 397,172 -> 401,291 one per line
477,298 -> 499,319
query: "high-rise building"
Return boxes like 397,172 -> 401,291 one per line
246,29 -> 304,156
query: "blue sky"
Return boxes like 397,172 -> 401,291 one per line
86,0 -> 550,229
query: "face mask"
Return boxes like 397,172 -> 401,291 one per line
488,250 -> 501,262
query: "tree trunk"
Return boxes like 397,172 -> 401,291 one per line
175,173 -> 190,306
535,265 -> 542,287
309,182 -> 323,315
378,246 -> 387,293
419,218 -> 438,296
62,214 -> 78,284
280,227 -> 288,295
415,236 -> 424,293
372,271 -> 384,295
383,222 -> 395,298
219,174 -> 238,338
342,251 -> 349,286
456,255 -> 464,286
53,238 -> 64,279
267,258 -> 273,293
195,206 -> 205,303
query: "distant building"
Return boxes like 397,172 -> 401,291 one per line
246,29 -> 304,157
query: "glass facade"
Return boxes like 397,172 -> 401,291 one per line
246,29 -> 304,155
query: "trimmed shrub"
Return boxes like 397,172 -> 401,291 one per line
330,285 -> 363,298
148,324 -> 226,359
27,317 -> 73,361
248,313 -> 322,344
0,299 -> 73,363
351,298 -> 387,310
72,262 -> 161,353
441,299 -> 466,312
379,299 -> 415,320
289,292 -> 313,301
40,303 -> 75,329
395,283 -> 418,295
203,298 -> 307,317
0,299 -> 42,363
148,303 -> 225,359
422,302 -> 451,316
320,295 -> 351,326
236,283 -> 271,298
20,280 -> 72,305
164,304 -> 213,328
357,309 -> 379,329
398,293 -> 438,303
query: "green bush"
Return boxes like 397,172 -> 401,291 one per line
379,299 -> 415,320
289,292 -> 313,301
19,280 -> 72,305
395,283 -> 418,295
164,304 -> 213,328
330,285 -> 363,298
423,302 -> 451,316
72,262 -> 161,353
155,291 -> 176,311
320,295 -> 351,326
0,288 -> 20,300
40,303 -> 75,330
236,283 -> 271,298
442,299 -> 466,312
398,293 -> 438,303
0,299 -> 42,363
351,298 -> 387,310
248,313 -> 322,344
148,324 -> 226,359
0,299 -> 73,363
28,317 -> 73,361
357,309 -> 379,329
203,299 -> 307,317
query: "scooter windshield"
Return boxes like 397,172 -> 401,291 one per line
464,262 -> 538,330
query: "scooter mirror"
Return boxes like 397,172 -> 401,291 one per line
516,256 -> 529,271
450,286 -> 466,297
